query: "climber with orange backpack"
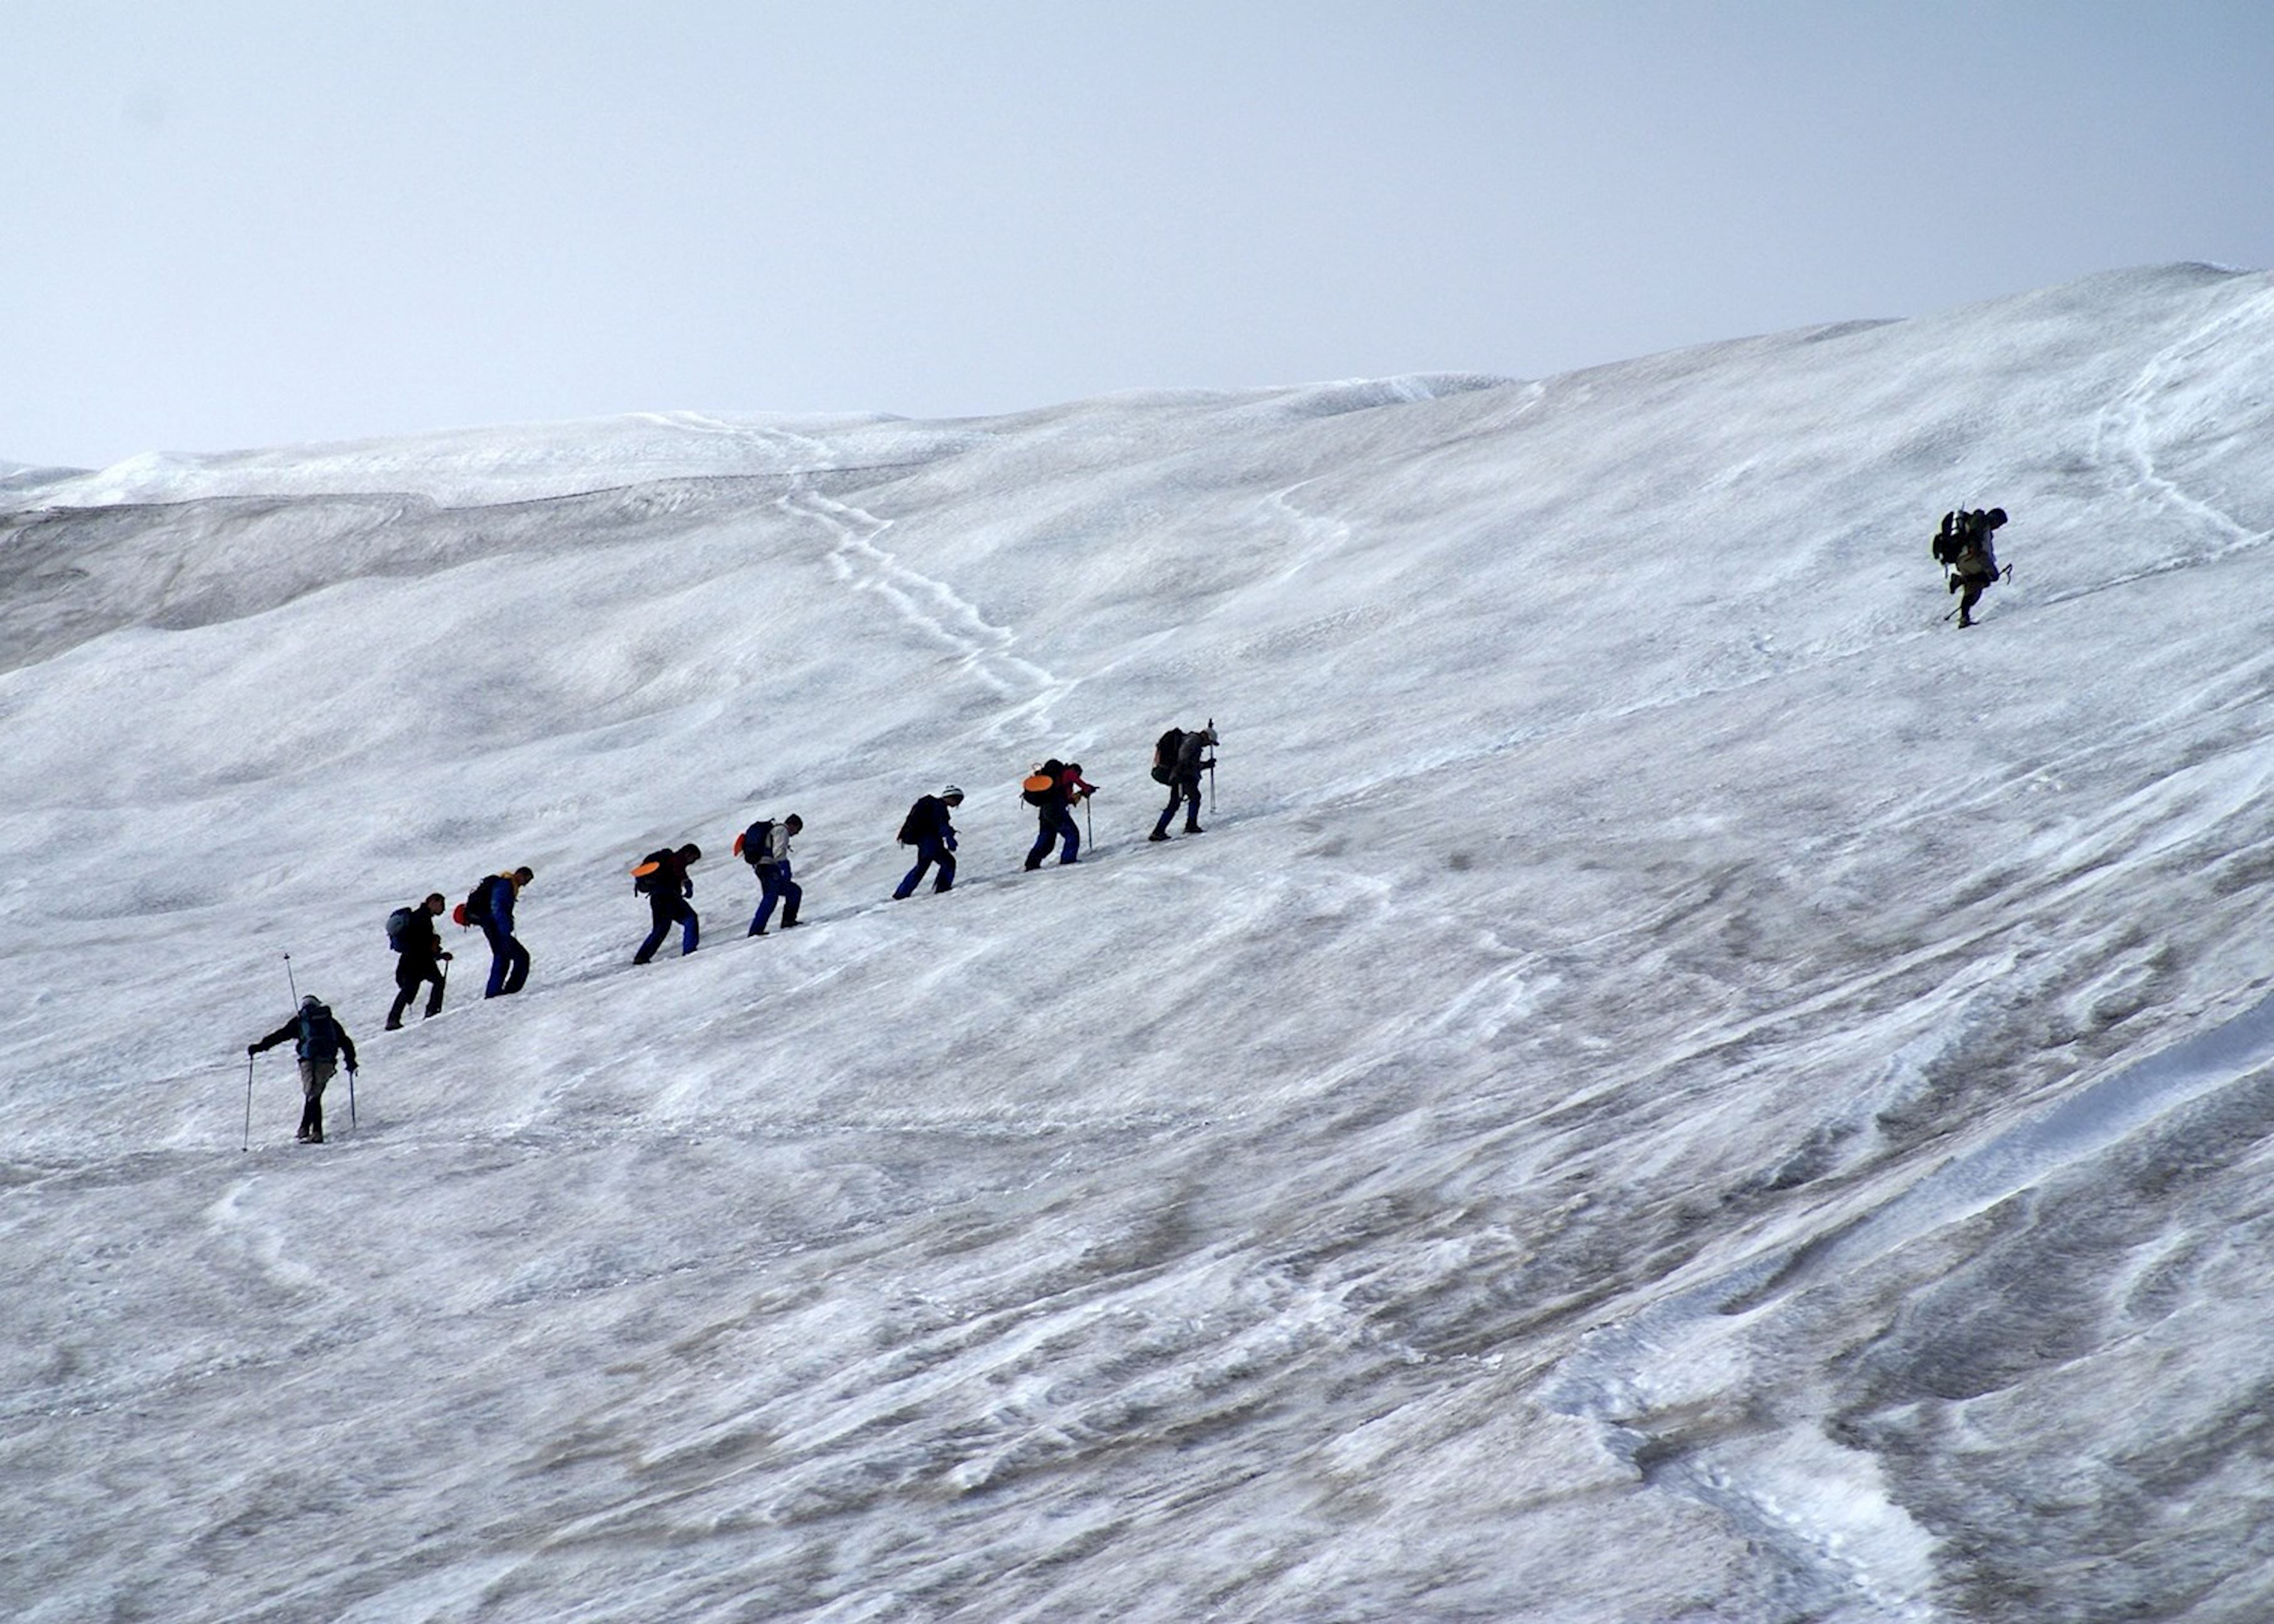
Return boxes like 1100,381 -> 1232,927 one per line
1022,759 -> 1095,871
630,843 -> 702,964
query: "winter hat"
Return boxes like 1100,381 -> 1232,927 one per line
941,784 -> 964,802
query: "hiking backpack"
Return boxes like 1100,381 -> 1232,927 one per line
897,799 -> 932,846
1935,509 -> 1993,567
298,1003 -> 342,1063
736,820 -> 775,868
631,849 -> 673,895
457,878 -> 494,929
385,905 -> 416,952
1152,728 -> 1186,785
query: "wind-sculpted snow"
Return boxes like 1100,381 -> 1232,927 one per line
4,266 -> 2274,1621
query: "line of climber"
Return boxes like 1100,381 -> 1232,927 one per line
385,721 -> 1216,1022
250,725 -> 1216,1145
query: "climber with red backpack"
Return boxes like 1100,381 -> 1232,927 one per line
456,866 -> 534,996
738,815 -> 804,935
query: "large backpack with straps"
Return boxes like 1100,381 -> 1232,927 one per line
298,1003 -> 342,1063
385,905 -> 415,951
736,820 -> 775,868
897,798 -> 932,846
1934,509 -> 1989,567
1152,728 -> 1186,785
456,877 -> 494,929
631,849 -> 674,895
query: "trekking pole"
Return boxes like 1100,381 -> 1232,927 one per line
1208,717 -> 1217,814
1084,797 -> 1093,851
243,1054 -> 256,1151
283,953 -> 299,1006
347,1067 -> 358,1132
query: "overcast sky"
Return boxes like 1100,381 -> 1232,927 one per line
8,1 -> 2270,471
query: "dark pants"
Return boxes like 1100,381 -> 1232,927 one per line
297,1057 -> 334,1142
1152,773 -> 1204,837
388,954 -> 446,1027
1955,570 -> 1991,624
750,863 -> 800,933
1026,805 -> 1079,868
481,918 -> 530,997
895,836 -> 956,898
635,891 -> 699,962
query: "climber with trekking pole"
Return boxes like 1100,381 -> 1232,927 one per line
1148,721 -> 1218,842
1932,506 -> 2011,628
384,893 -> 452,1028
1021,759 -> 1095,869
248,995 -> 359,1145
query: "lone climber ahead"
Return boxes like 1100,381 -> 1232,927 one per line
1933,506 -> 2009,628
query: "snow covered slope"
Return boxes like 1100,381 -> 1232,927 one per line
5,264 -> 2274,1621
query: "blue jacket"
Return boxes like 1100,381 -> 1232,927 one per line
481,873 -> 518,932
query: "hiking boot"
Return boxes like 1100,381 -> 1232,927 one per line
385,1018 -> 403,1032
1148,831 -> 1170,842
1184,822 -> 1203,834
1024,859 -> 1042,871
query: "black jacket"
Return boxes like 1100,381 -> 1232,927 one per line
397,907 -> 444,967
253,1006 -> 358,1069
637,849 -> 694,898
902,795 -> 956,845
